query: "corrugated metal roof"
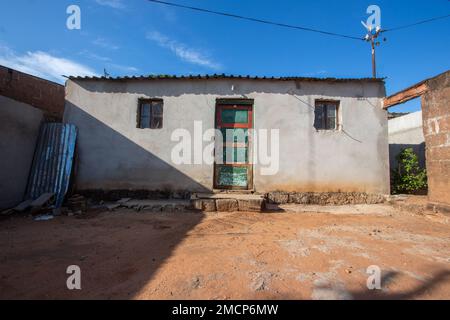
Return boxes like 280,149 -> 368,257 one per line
68,74 -> 384,83
26,123 -> 78,208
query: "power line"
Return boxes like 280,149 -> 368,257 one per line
383,13 -> 450,32
146,0 -> 364,41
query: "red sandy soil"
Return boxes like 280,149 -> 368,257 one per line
0,201 -> 449,300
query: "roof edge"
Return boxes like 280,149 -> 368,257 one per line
67,74 -> 385,83
0,65 -> 64,87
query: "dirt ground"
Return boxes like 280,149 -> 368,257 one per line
1,198 -> 449,300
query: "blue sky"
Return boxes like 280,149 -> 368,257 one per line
0,0 -> 449,112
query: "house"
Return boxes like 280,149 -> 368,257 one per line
384,70 -> 450,212
0,66 -> 65,209
64,74 -> 389,200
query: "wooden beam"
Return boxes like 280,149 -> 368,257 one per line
383,82 -> 428,109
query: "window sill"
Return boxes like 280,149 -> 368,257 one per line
314,128 -> 341,132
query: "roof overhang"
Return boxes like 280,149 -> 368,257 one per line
67,73 -> 385,84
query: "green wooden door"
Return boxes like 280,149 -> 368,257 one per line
214,102 -> 253,190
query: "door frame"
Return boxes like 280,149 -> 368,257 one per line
213,98 -> 254,190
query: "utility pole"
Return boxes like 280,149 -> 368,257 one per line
365,29 -> 381,78
362,4 -> 382,78
371,35 -> 376,78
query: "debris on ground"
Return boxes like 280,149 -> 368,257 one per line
67,194 -> 87,213
29,193 -> 56,216
0,208 -> 15,216
111,199 -> 190,212
0,194 -> 57,218
106,203 -> 121,211
34,214 -> 54,221
13,199 -> 33,212
30,193 -> 55,208
117,198 -> 131,204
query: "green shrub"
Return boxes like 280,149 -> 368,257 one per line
391,148 -> 427,194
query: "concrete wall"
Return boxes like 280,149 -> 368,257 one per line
64,78 -> 389,194
388,111 -> 425,169
0,66 -> 65,209
0,95 -> 43,209
422,71 -> 450,208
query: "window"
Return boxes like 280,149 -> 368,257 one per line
314,100 -> 339,130
137,99 -> 163,129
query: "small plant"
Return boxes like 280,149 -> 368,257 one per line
391,148 -> 427,194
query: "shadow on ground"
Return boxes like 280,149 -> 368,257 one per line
1,96 -> 211,299
0,211 -> 205,299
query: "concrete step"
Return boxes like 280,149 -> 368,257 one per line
191,193 -> 266,212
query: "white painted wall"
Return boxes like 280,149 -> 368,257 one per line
388,111 -> 425,169
389,111 -> 423,136
64,78 -> 389,194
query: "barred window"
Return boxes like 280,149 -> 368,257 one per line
314,100 -> 339,130
137,99 -> 163,129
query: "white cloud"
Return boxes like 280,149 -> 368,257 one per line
0,46 -> 97,83
95,0 -> 125,9
108,63 -> 139,73
79,50 -> 112,62
146,31 -> 221,70
92,37 -> 120,50
305,70 -> 328,77
79,50 -> 139,74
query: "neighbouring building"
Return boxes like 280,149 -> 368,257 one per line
384,70 -> 450,212
64,74 -> 389,198
388,111 -> 425,170
0,65 -> 65,209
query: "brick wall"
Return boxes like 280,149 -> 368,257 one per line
422,71 -> 450,208
0,65 -> 65,120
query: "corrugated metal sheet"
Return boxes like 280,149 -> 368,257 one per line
26,123 -> 77,208
67,73 -> 385,83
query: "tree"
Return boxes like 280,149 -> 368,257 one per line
391,148 -> 427,194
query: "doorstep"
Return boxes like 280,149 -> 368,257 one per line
190,193 -> 265,212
